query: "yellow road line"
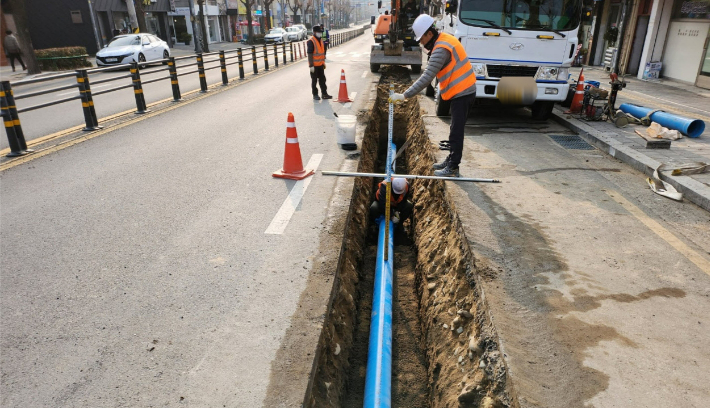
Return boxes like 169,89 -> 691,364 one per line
607,190 -> 710,276
1,60 -> 304,171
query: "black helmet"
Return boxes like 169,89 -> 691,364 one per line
312,25 -> 323,33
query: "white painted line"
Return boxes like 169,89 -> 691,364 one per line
343,92 -> 357,109
265,154 -> 323,235
361,70 -> 368,78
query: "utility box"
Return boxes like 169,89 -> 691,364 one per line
642,62 -> 662,80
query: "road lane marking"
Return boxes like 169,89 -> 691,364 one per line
361,70 -> 367,78
606,190 -> 710,276
343,92 -> 357,109
265,154 -> 323,235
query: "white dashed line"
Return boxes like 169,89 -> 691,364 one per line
361,70 -> 368,78
265,154 -> 323,235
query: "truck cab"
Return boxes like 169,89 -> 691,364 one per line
435,0 -> 582,119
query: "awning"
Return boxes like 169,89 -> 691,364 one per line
239,20 -> 261,26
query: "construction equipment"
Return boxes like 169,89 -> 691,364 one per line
369,0 -> 423,74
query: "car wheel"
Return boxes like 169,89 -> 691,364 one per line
370,63 -> 380,73
138,53 -> 146,69
530,101 -> 555,121
162,50 -> 169,65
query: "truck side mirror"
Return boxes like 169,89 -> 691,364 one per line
445,0 -> 458,14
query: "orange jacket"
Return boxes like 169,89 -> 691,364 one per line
433,33 -> 476,101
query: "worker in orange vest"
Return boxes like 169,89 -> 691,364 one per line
369,178 -> 413,225
389,14 -> 477,177
307,25 -> 333,101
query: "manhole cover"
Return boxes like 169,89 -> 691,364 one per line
548,135 -> 595,150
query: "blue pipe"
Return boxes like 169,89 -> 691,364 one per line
619,103 -> 706,138
363,215 -> 394,408
364,141 -> 396,408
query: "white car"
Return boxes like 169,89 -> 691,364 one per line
96,34 -> 170,67
286,27 -> 303,42
292,24 -> 308,40
264,28 -> 288,43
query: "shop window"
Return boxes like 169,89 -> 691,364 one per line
71,10 -> 83,24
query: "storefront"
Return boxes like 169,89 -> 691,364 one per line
93,0 -> 173,47
662,0 -> 710,86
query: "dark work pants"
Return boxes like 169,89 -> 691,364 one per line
8,53 -> 25,71
310,65 -> 327,96
369,200 -> 413,223
447,92 -> 475,168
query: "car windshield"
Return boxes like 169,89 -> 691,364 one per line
269,29 -> 283,34
287,27 -> 298,32
459,0 -> 582,31
108,36 -> 141,47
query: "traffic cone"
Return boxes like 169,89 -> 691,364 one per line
335,69 -> 353,102
564,69 -> 585,114
273,113 -> 314,180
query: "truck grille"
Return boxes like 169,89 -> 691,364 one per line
486,65 -> 538,78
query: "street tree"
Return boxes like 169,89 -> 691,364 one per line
264,0 -> 275,29
197,0 -> 210,52
2,0 -> 41,74
289,0 -> 302,24
277,0 -> 289,26
134,0 -> 149,33
240,0 -> 256,44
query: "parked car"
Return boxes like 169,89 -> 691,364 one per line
286,27 -> 302,42
292,24 -> 308,40
96,33 -> 170,67
264,28 -> 288,43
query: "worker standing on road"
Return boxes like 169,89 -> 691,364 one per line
389,14 -> 477,177
308,25 -> 333,101
322,24 -> 330,51
369,178 -> 413,226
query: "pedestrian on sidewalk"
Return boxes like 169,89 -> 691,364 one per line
389,14 -> 476,177
308,25 -> 332,101
4,30 -> 26,72
369,178 -> 413,226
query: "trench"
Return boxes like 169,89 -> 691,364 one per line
306,67 -> 518,408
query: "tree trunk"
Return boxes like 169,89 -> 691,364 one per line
242,0 -> 255,44
4,0 -> 41,74
198,0 -> 210,52
134,0 -> 148,33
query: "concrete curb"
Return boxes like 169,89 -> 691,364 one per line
551,109 -> 710,212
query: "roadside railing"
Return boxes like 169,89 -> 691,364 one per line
1,26 -> 368,157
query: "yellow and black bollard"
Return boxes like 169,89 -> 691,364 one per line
273,44 -> 279,68
167,57 -> 181,101
196,53 -> 208,92
251,46 -> 258,75
237,48 -> 245,80
130,63 -> 149,113
282,42 -> 287,65
262,45 -> 269,71
290,43 -> 294,62
76,69 -> 102,130
1,81 -> 29,157
219,50 -> 228,85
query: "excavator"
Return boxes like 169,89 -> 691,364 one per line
369,0 -> 424,73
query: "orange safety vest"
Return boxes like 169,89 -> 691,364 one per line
433,33 -> 476,101
375,181 -> 408,205
309,37 -> 325,66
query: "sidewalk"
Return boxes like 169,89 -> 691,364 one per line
554,66 -> 710,211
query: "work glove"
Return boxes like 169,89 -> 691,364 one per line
310,66 -> 315,73
389,93 -> 405,103
392,211 -> 401,224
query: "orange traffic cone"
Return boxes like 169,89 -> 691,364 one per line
273,113 -> 314,180
565,69 -> 585,114
335,69 -> 353,102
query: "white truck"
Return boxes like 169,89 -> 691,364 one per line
431,0 -> 582,119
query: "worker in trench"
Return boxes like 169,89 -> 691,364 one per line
370,177 -> 413,228
389,14 -> 477,177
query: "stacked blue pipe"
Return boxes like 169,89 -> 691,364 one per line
364,141 -> 396,408
619,103 -> 705,138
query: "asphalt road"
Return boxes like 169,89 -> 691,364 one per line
2,28 -> 368,150
1,33 -> 376,407
418,99 -> 710,407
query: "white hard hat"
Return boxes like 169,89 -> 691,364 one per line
392,177 -> 407,194
412,14 -> 435,41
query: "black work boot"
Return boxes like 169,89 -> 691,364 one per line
434,165 -> 459,177
313,94 -> 321,101
322,93 -> 333,99
432,156 -> 450,170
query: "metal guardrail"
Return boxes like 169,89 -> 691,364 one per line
1,26 -> 367,157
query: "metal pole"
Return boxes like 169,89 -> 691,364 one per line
76,70 -> 102,130
274,44 -> 279,67
130,62 -> 149,113
251,46 -> 258,74
320,171 -> 501,183
1,82 -> 27,157
219,50 -> 228,85
86,0 -> 102,51
263,44 -> 270,70
282,42 -> 287,65
167,56 -> 181,101
237,48 -> 245,79
196,53 -> 208,92
187,0 -> 201,53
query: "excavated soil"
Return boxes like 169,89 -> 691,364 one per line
306,67 -> 519,408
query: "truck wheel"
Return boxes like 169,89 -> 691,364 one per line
370,63 -> 380,73
531,101 -> 555,121
435,85 -> 451,116
411,64 -> 421,74
425,83 -> 435,97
